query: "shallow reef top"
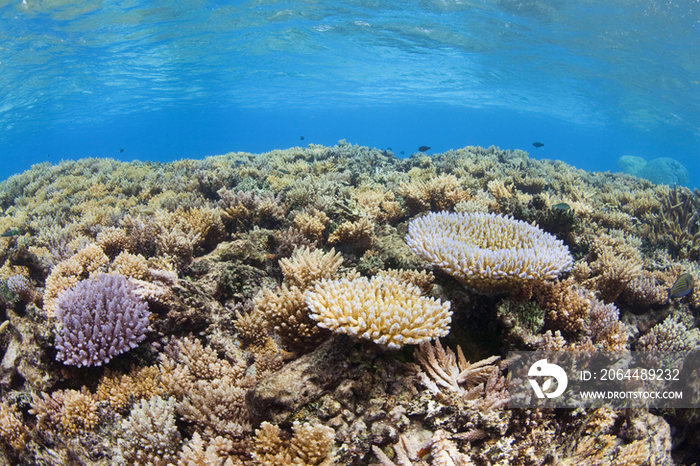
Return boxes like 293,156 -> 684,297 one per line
0,141 -> 698,464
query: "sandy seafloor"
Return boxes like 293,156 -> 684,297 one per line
0,141 -> 698,465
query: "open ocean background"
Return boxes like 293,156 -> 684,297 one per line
0,0 -> 698,187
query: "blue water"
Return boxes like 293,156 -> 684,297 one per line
1,0 -> 699,186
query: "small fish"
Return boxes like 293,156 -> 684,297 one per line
387,146 -> 392,151
668,273 -> 694,302
532,142 -> 544,148
418,146 -> 431,152
1,228 -> 19,237
300,136 -> 304,140
400,151 -> 405,155
552,202 -> 570,211
120,148 -> 124,153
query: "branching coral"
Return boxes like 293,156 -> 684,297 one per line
159,337 -> 254,451
585,234 -> 644,303
305,275 -> 452,349
279,247 -> 343,290
43,243 -> 110,314
411,339 -> 507,410
636,314 -> 700,352
648,184 -> 700,258
398,174 -> 470,214
176,432 -> 240,466
376,268 -> 435,295
294,211 -> 330,243
115,396 -> 181,466
54,272 -> 151,367
251,421 -> 335,466
328,218 -> 376,250
95,365 -> 166,412
407,211 -> 573,294
535,278 -> 592,334
256,284 -> 327,349
30,387 -> 99,435
0,401 -> 29,454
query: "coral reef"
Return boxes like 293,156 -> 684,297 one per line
0,142 -> 695,465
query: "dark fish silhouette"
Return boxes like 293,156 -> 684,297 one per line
532,142 -> 544,148
119,149 -> 124,153
418,146 -> 430,152
300,136 -> 304,140
667,273 -> 694,303
552,202 -> 570,211
400,151 -> 405,155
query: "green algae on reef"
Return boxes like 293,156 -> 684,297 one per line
0,141 -> 697,464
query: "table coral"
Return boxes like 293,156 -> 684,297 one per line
305,275 -> 452,349
406,211 -> 573,294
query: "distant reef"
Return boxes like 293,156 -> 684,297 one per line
618,154 -> 689,185
0,141 -> 698,464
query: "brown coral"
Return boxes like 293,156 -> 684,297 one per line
30,388 -> 99,436
279,246 -> 343,291
0,401 -> 29,454
328,217 -> 376,250
251,421 -> 335,466
536,278 -> 592,334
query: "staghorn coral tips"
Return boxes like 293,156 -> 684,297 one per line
54,273 -> 151,367
406,211 -> 573,293
305,275 -> 452,349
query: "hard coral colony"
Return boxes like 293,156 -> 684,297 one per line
0,141 -> 694,464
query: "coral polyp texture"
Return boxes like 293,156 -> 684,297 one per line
305,275 -> 452,349
406,211 -> 573,293
54,272 -> 151,367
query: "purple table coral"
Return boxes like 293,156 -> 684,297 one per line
54,273 -> 151,367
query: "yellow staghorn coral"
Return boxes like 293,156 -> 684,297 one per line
406,211 -> 573,294
251,421 -> 335,466
30,387 -> 99,436
294,211 -> 330,243
398,174 -> 470,214
376,268 -> 435,295
279,246 -> 343,291
305,275 -> 452,349
43,243 -> 110,315
95,365 -> 166,412
0,401 -> 29,454
255,284 -> 327,349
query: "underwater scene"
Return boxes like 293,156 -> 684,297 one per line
1,0 -> 700,465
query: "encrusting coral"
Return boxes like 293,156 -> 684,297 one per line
305,275 -> 452,349
406,211 -> 573,293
